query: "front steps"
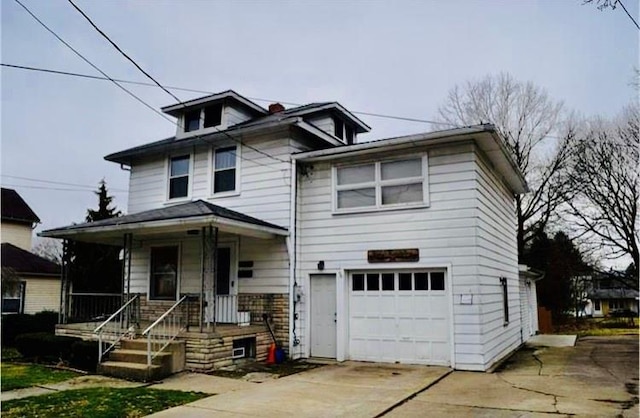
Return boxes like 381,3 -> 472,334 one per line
97,339 -> 185,382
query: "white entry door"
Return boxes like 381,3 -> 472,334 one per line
310,274 -> 337,358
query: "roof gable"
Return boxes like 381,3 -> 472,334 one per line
1,188 -> 40,224
161,90 -> 267,117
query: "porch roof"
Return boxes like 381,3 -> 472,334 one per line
40,200 -> 288,243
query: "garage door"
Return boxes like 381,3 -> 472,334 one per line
349,270 -> 450,366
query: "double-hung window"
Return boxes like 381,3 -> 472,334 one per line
335,156 -> 428,211
213,146 -> 237,194
169,155 -> 190,199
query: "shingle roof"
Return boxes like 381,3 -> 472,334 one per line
1,243 -> 60,277
41,200 -> 287,234
588,288 -> 639,300
1,188 -> 40,224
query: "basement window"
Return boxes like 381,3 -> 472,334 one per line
232,337 -> 256,359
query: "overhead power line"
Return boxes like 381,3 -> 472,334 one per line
1,63 -> 458,128
12,1 -> 286,170
66,0 -> 290,165
1,174 -> 128,192
1,183 -> 127,193
617,0 -> 640,30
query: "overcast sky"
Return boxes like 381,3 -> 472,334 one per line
1,0 -> 638,244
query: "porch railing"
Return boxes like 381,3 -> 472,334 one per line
67,293 -> 122,323
142,295 -> 188,367
94,294 -> 140,362
216,295 -> 250,325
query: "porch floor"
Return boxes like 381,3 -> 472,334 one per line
56,322 -> 268,340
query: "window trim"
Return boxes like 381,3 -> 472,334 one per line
210,144 -> 241,198
2,282 -> 25,314
166,154 -> 193,202
332,155 -> 429,214
148,244 -> 181,302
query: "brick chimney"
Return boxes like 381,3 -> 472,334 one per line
268,103 -> 285,114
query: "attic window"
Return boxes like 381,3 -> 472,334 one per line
334,118 -> 344,139
184,110 -> 200,132
204,104 -> 223,128
345,125 -> 355,144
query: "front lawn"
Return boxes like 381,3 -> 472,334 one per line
1,363 -> 80,391
1,387 -> 207,418
555,316 -> 639,337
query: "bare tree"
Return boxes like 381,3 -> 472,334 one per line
565,105 -> 639,287
436,73 -> 570,259
33,237 -> 63,264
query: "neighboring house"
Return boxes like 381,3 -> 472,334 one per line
42,90 -> 531,375
1,188 -> 61,314
588,274 -> 639,317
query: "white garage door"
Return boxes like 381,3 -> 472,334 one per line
349,270 -> 450,366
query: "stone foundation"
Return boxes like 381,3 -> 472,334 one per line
238,293 -> 289,349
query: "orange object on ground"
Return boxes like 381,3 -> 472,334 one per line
266,343 -> 276,364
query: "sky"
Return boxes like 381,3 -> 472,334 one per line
1,0 -> 638,249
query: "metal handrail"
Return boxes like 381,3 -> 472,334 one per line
94,294 -> 140,362
142,295 -> 188,366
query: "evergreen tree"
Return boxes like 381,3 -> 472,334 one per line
68,181 -> 122,294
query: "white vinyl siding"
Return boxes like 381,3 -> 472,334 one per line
305,115 -> 335,137
22,277 -> 61,314
1,223 -> 33,251
225,105 -> 253,127
296,143 -> 485,369
127,234 -> 289,296
475,149 -> 520,370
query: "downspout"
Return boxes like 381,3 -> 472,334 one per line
287,158 -> 298,357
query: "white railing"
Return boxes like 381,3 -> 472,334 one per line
216,295 -> 250,326
94,294 -> 140,362
141,295 -> 188,367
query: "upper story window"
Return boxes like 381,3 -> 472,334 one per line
169,155 -> 190,199
334,156 -> 428,212
333,117 -> 355,144
213,146 -> 238,194
183,103 -> 223,133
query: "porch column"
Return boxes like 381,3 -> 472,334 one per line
59,239 -> 71,324
200,225 -> 218,332
120,233 -> 133,301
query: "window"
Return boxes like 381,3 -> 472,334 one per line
150,246 -> 178,300
334,117 -> 344,139
213,146 -> 237,194
169,155 -> 190,199
2,282 -> 25,314
610,299 -> 623,310
345,125 -> 355,144
594,300 -> 601,311
351,271 -> 445,292
204,104 -> 222,128
184,110 -> 200,132
500,277 -> 509,324
335,157 -> 427,211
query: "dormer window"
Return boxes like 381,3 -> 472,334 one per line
184,110 -> 200,133
182,103 -> 224,133
333,117 -> 355,144
334,118 -> 344,139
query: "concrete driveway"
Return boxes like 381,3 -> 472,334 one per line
387,335 -> 639,417
148,362 -> 451,417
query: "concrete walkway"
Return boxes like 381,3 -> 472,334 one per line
526,334 -> 577,347
148,362 -> 451,417
1,375 -> 144,402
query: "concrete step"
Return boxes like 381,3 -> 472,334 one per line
108,349 -> 171,366
97,360 -> 167,382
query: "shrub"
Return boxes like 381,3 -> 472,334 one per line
14,333 -> 75,361
70,340 -> 99,372
2,311 -> 59,346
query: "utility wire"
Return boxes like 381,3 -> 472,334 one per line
12,0 -> 175,126
1,174 -> 128,192
1,183 -> 127,193
66,0 -> 290,164
67,0 -> 182,103
617,0 -> 640,30
1,63 -> 458,128
12,1 -> 285,171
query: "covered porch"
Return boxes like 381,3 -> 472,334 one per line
42,200 -> 290,373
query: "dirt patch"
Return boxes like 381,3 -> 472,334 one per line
208,360 -> 322,380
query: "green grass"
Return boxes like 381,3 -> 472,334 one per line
1,363 -> 80,391
1,387 -> 208,418
577,327 -> 639,337
1,347 -> 22,361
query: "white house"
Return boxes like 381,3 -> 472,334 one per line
43,90 -> 533,376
